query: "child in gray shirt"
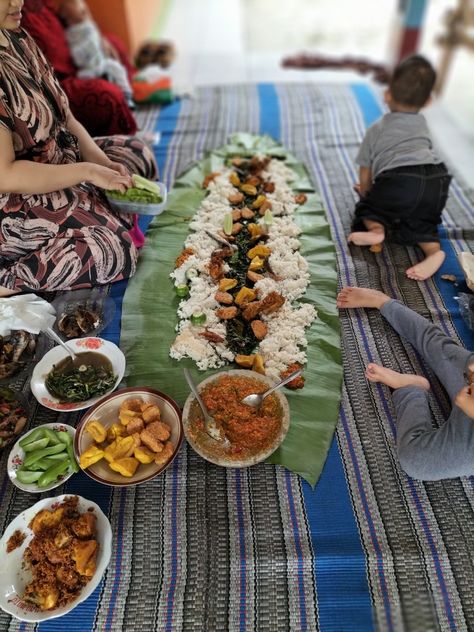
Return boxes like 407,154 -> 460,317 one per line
348,55 -> 451,281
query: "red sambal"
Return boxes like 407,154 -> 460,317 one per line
189,375 -> 282,459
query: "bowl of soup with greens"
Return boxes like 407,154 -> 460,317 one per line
30,338 -> 125,412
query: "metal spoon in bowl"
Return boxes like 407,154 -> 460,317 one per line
45,327 -> 83,369
241,369 -> 303,409
183,368 -> 230,446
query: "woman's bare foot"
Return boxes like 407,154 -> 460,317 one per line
406,251 -> 446,281
0,286 -> 19,297
366,363 -> 430,391
337,286 -> 391,310
347,230 -> 385,246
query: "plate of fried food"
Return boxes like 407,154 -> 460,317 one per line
0,495 -> 112,622
74,387 -> 183,486
0,330 -> 41,383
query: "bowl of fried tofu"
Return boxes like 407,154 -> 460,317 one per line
74,387 -> 183,486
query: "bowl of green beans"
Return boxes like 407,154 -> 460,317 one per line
106,181 -> 167,216
7,423 -> 78,493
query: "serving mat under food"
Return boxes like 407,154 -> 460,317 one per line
1,84 -> 474,632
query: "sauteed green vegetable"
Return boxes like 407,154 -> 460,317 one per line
45,354 -> 116,403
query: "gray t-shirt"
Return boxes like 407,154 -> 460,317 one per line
356,112 -> 440,178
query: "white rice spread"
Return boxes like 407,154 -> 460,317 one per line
169,158 -> 317,380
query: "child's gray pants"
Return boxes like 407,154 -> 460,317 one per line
380,299 -> 474,481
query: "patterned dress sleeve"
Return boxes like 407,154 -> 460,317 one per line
0,90 -> 14,133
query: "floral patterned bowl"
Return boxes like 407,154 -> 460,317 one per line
30,337 -> 125,412
7,423 -> 76,493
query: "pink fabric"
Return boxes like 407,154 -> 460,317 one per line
129,215 -> 145,248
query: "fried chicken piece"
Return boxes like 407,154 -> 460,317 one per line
294,193 -> 307,205
54,524 -> 73,549
263,181 -> 275,193
242,301 -> 264,321
56,567 -> 80,590
175,248 -> 194,268
216,306 -> 238,320
29,508 -> 64,534
72,539 -> 97,577
250,320 -> 267,340
261,291 -> 285,314
154,441 -> 174,466
72,512 -> 96,539
215,291 -> 234,305
199,330 -> 225,343
141,403 -> 161,423
208,247 -> 233,280
202,172 -> 220,188
231,209 -> 242,221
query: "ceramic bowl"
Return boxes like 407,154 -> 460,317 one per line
30,337 -> 125,412
106,181 -> 167,216
74,387 -> 183,486
182,369 -> 290,468
8,423 -> 76,493
0,494 -> 112,622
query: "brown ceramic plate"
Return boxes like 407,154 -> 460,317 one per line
182,369 -> 290,468
74,387 -> 183,486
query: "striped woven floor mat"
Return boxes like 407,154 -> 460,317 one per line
0,84 -> 473,632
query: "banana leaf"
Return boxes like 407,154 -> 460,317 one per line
120,133 -> 342,486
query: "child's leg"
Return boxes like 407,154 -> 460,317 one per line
405,242 -> 446,281
392,386 -> 474,480
347,219 -> 385,246
380,298 -> 473,402
337,288 -> 473,402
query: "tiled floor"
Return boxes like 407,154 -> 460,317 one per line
159,0 -> 474,190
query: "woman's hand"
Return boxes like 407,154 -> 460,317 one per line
455,385 -> 474,419
86,163 -> 132,192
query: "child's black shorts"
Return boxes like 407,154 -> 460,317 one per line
352,163 -> 452,245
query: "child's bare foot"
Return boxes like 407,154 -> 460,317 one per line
365,363 -> 430,391
348,230 -> 385,246
406,251 -> 445,281
337,287 -> 391,309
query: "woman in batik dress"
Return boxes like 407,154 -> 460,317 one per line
0,2 -> 157,296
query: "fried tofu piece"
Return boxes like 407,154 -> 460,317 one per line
72,539 -> 97,577
120,398 -> 143,413
154,441 -> 174,466
72,512 -> 96,539
141,403 -> 161,423
250,320 -> 267,340
125,417 -> 144,435
141,421 -> 171,452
